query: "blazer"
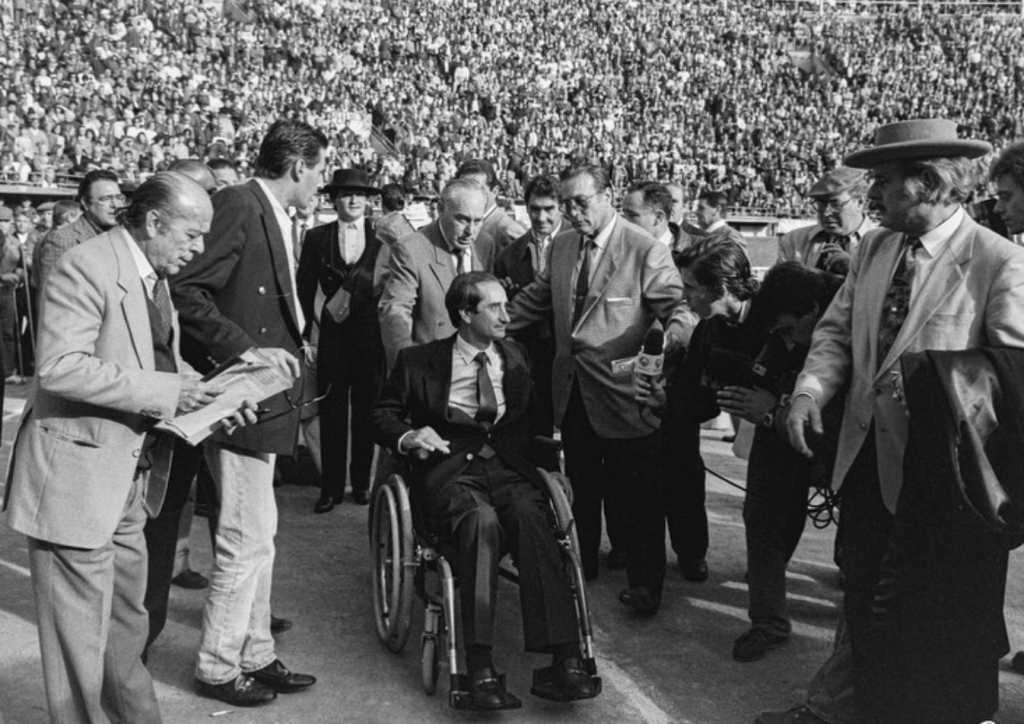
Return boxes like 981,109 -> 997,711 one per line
507,216 -> 685,439
378,219 -> 496,370
794,214 -> 1024,512
35,214 -> 104,299
477,205 -> 526,253
4,228 -> 184,549
776,218 -> 877,269
170,180 -> 306,455
368,336 -> 542,497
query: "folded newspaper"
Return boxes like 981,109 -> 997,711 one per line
154,347 -> 296,445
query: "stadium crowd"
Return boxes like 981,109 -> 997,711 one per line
2,0 -> 1024,215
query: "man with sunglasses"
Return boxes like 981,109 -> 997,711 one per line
777,167 -> 876,277
35,168 -> 122,296
507,165 -> 686,615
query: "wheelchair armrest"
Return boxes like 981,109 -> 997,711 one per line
531,435 -> 563,453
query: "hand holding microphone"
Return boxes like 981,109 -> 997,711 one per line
633,328 -> 667,411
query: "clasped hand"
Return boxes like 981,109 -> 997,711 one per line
401,426 -> 451,461
716,385 -> 777,423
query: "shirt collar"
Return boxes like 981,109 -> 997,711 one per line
917,206 -> 965,257
253,178 -> 292,224
122,226 -> 157,282
454,333 -> 496,365
590,213 -> 617,250
706,219 -> 726,232
656,229 -> 673,247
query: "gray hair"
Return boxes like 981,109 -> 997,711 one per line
899,156 -> 978,205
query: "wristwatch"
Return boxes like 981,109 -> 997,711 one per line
760,409 -> 776,428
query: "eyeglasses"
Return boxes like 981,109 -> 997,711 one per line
92,193 -> 126,207
813,196 -> 858,213
560,192 -> 599,215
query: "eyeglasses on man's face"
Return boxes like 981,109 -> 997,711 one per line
560,192 -> 599,215
813,196 -> 857,214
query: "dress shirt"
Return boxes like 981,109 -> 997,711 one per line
124,227 -> 159,296
255,178 -> 305,334
571,214 -> 617,295
656,229 -> 674,247
339,217 -> 366,265
448,334 -> 506,423
905,206 -> 964,300
440,222 -> 475,273
530,220 -> 561,274
706,219 -> 727,233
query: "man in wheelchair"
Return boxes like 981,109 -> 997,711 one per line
369,271 -> 598,709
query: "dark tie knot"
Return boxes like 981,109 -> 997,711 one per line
474,351 -> 489,367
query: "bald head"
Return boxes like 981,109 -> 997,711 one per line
125,172 -> 213,277
167,159 -> 217,195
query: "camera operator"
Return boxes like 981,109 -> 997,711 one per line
636,237 -> 761,583
716,263 -> 844,663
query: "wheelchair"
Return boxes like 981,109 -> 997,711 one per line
368,452 -> 601,710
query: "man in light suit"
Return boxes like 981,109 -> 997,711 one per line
507,165 -> 686,614
379,177 -> 496,370
455,158 -> 526,253
2,173 -> 247,724
784,119 -> 1024,724
171,120 -> 320,707
776,167 -> 876,276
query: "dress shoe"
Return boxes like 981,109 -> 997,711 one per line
1013,651 -> 1024,673
352,489 -> 371,505
248,659 -> 316,693
618,586 -> 661,615
754,705 -> 830,724
270,615 -> 292,635
469,666 -> 521,710
553,657 -> 597,700
195,674 -> 277,707
171,569 -> 209,590
679,558 -> 709,582
606,548 -> 628,570
313,496 -> 335,514
732,628 -> 787,662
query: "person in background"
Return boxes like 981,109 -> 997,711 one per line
695,191 -> 746,248
455,159 -> 526,253
374,182 -> 416,248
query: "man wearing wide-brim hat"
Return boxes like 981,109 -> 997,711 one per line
297,168 -> 388,513
776,166 -> 877,276
774,119 -> 1024,724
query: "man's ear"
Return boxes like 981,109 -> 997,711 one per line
458,307 -> 473,326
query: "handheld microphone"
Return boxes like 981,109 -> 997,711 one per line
634,327 -> 665,384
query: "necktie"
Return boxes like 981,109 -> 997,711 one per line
151,274 -> 172,343
473,351 -> 498,426
877,235 -> 922,366
455,249 -> 469,276
572,237 -> 593,327
292,220 -> 306,267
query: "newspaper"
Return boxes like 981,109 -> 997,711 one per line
154,347 -> 296,446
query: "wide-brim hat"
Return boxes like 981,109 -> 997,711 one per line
844,119 -> 992,169
320,168 -> 380,196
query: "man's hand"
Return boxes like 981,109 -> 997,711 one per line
1,272 -> 19,287
499,276 -> 522,297
634,375 -> 667,410
786,394 -> 823,458
221,399 -> 259,435
302,344 -> 317,368
400,426 -> 451,461
177,378 -> 224,415
664,330 -> 684,357
261,347 -> 302,380
717,385 -> 777,424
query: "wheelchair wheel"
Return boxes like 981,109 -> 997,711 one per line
421,634 -> 440,695
542,471 -> 581,558
371,475 -> 415,653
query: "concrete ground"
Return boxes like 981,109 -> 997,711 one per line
1,383 -> 1023,724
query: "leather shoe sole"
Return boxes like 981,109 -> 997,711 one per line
195,675 -> 276,707
248,660 -> 316,693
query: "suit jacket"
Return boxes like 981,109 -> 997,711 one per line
368,336 -> 542,497
378,219 -> 496,370
3,228 -> 184,549
170,179 -> 305,455
477,205 -> 526,253
35,214 -> 104,299
794,213 -> 1024,512
507,215 -> 685,439
777,218 -> 877,269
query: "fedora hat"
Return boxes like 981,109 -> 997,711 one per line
807,166 -> 865,198
320,168 -> 380,196
844,119 -> 992,169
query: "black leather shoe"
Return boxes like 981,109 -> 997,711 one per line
470,667 -> 520,710
680,558 -> 709,582
248,659 -> 316,693
618,586 -> 661,615
313,496 -> 335,514
195,674 -> 277,707
171,569 -> 209,590
732,628 -> 787,662
1013,651 -> 1024,673
606,548 -> 628,570
270,615 -> 292,635
352,489 -> 371,505
554,657 -> 598,700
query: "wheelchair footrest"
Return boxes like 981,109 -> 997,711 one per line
530,658 -> 602,702
449,673 -> 523,711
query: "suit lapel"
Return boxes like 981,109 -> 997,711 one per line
877,219 -> 972,375
426,222 -> 455,296
495,339 -> 526,422
574,220 -> 623,331
249,181 -> 303,333
112,229 -> 154,370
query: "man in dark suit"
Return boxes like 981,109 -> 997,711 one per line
455,158 -> 526,252
298,169 -> 387,512
507,165 -> 687,614
378,177 -> 497,370
493,173 -> 562,451
171,119 -> 321,708
369,272 -> 596,709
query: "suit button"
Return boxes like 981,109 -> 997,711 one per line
260,327 -> 267,334
860,422 -> 868,430
258,286 -> 266,295
132,448 -> 141,458
466,453 -> 474,461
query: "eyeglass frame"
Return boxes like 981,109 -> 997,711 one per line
812,195 -> 859,213
560,191 -> 600,215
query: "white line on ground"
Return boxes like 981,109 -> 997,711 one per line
0,558 -> 31,578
